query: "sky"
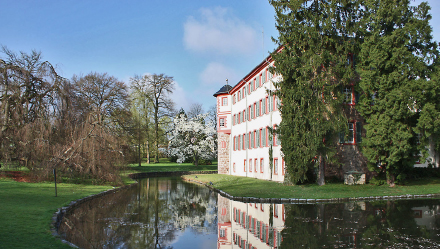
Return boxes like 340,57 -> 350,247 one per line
1,0 -> 439,112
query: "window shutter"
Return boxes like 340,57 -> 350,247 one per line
355,91 -> 360,104
263,70 -> 266,83
356,121 -> 362,143
339,132 -> 345,144
256,76 -> 260,87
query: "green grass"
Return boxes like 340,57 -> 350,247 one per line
184,174 -> 440,199
122,159 -> 217,174
0,178 -> 111,248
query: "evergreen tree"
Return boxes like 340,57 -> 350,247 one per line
270,0 -> 361,184
356,0 -> 438,186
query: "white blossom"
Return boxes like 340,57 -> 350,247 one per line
169,113 -> 216,165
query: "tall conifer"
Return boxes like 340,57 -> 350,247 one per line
270,0 -> 361,184
356,0 -> 438,186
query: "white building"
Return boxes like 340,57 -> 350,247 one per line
214,55 -> 286,182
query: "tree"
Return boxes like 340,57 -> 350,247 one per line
187,102 -> 204,119
148,74 -> 175,163
130,75 -> 154,164
356,0 -> 438,186
270,0 -> 360,185
0,47 -> 63,166
169,112 -> 216,166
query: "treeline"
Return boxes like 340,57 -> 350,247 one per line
0,46 -> 183,183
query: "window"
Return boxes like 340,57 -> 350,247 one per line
262,99 -> 266,115
249,159 -> 253,172
269,95 -> 273,111
343,87 -> 353,104
254,158 -> 258,172
259,129 -> 263,148
256,101 -> 260,117
260,158 -> 264,173
242,134 -> 245,150
233,163 -> 236,172
245,133 -> 248,149
249,132 -> 252,149
238,135 -> 241,150
242,86 -> 246,99
243,110 -> 246,123
282,159 -> 286,175
219,118 -> 225,127
253,103 -> 256,118
238,113 -> 241,124
274,158 -> 279,175
233,94 -> 236,104
263,70 -> 267,83
233,136 -> 236,151
262,128 -> 266,147
256,130 -> 260,147
339,121 -> 362,144
253,131 -> 257,148
222,97 -> 228,106
244,159 -> 247,172
248,82 -> 252,94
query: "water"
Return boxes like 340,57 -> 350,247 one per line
59,177 -> 440,248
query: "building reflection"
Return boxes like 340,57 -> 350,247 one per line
218,195 -> 285,249
218,195 -> 440,248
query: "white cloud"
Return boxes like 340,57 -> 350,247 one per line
171,81 -> 193,112
199,62 -> 238,86
183,7 -> 259,55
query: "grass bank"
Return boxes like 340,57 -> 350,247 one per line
0,178 -> 111,248
121,158 -> 217,183
183,174 -> 440,199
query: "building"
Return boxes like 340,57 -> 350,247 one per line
214,55 -> 284,182
214,54 -> 439,183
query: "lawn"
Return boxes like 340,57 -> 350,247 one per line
122,158 -> 217,174
183,174 -> 440,199
0,178 -> 111,248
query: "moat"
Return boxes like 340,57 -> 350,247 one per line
59,177 -> 440,248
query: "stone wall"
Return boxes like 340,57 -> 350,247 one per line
218,133 -> 230,174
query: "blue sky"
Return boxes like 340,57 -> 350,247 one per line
1,0 -> 439,112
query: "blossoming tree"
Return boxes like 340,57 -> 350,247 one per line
169,113 -> 216,166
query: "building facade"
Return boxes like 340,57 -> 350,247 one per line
214,56 -> 284,182
214,54 -> 439,183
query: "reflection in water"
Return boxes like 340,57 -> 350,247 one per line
60,177 -> 440,248
219,196 -> 440,249
59,177 -> 218,248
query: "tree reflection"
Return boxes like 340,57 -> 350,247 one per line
59,177 -> 217,249
280,200 -> 440,248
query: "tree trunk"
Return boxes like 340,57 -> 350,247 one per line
154,102 -> 159,163
194,153 -> 199,167
317,155 -> 325,186
387,167 -> 395,187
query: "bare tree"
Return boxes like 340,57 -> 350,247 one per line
148,74 -> 175,163
187,103 -> 204,119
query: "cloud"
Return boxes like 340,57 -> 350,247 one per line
183,7 -> 259,55
199,62 -> 238,86
171,81 -> 193,112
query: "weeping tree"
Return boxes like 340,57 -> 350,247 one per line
0,46 -> 63,168
270,0 -> 361,185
